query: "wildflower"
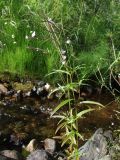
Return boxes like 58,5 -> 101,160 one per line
61,49 -> 66,55
36,48 -> 39,52
4,22 -> 7,25
25,35 -> 29,39
31,31 -> 36,38
66,39 -> 71,44
12,34 -> 15,39
60,49 -> 67,65
62,61 -> 66,65
13,41 -> 16,44
62,55 -> 66,60
48,17 -> 53,23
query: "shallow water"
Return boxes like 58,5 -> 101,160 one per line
0,92 -> 119,150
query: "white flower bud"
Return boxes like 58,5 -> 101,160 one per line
62,55 -> 66,60
66,39 -> 71,44
31,31 -> 36,38
25,35 -> 29,39
12,34 -> 15,38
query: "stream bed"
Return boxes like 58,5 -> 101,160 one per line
0,91 -> 119,151
0,78 -> 119,158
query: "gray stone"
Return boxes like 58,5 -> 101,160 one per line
0,154 -> 14,160
0,84 -> 8,94
25,139 -> 38,153
0,150 -> 22,160
79,128 -> 112,160
44,138 -> 56,154
27,150 -> 48,160
99,155 -> 111,160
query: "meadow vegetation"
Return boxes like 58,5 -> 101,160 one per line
0,0 -> 119,82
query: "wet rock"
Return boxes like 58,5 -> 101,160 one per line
44,138 -> 56,154
79,128 -> 112,160
0,84 -> 8,99
26,139 -> 38,153
27,149 -> 48,160
14,90 -> 23,101
24,91 -> 31,97
0,84 -> 8,94
36,87 -> 47,97
80,84 -> 101,99
37,81 -> 46,87
9,134 -> 23,146
6,90 -> 14,96
31,82 -> 51,99
37,83 -> 50,98
0,154 -> 15,160
31,86 -> 37,97
0,150 -> 23,160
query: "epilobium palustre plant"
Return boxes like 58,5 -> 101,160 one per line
45,16 -> 104,160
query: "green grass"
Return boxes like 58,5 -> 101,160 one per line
0,46 -> 60,80
0,0 -> 119,82
75,40 -> 109,77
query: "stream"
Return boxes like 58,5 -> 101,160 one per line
0,84 -> 120,154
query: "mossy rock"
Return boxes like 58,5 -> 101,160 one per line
13,82 -> 33,92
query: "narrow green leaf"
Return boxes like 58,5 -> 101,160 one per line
46,69 -> 70,76
55,122 -> 66,133
76,132 -> 84,140
61,136 -> 70,146
51,99 -> 73,116
72,123 -> 77,130
80,101 -> 104,108
52,115 -> 65,119
76,108 -> 94,120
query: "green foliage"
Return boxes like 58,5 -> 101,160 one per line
48,59 -> 104,159
0,0 -> 119,81
51,98 -> 103,159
